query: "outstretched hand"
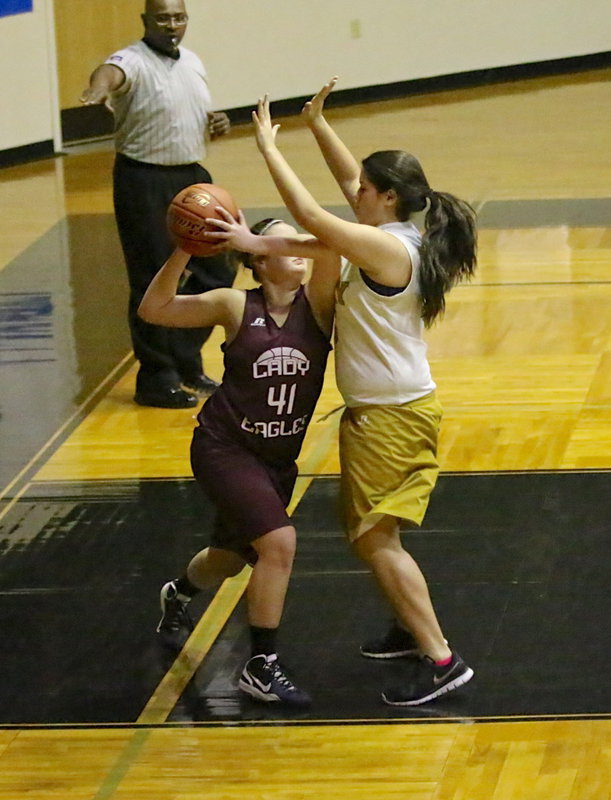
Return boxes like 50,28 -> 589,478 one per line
301,76 -> 338,126
252,95 -> 280,154
206,208 -> 260,254
79,86 -> 109,106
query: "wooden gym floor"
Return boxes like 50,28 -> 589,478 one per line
1,69 -> 610,798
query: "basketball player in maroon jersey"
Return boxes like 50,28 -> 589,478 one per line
138,219 -> 338,706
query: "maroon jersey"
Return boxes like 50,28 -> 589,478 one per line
197,286 -> 331,466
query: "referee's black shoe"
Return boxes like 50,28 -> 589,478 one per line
181,373 -> 219,398
135,385 -> 197,409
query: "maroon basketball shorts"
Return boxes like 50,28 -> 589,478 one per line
190,426 -> 298,563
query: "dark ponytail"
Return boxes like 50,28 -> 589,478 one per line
420,191 -> 477,326
362,151 -> 477,327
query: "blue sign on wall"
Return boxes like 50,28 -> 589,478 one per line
0,0 -> 33,18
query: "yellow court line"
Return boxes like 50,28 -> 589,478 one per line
137,410 -> 341,725
0,481 -> 32,524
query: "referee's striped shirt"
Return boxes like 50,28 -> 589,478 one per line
106,40 -> 213,166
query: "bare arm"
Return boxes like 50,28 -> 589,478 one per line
80,63 -> 125,106
206,208 -> 331,260
138,247 -> 245,339
305,250 -> 340,338
302,77 -> 361,211
207,209 -> 338,336
253,97 -> 409,285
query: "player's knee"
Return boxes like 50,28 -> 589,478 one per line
254,527 -> 296,570
351,528 -> 398,568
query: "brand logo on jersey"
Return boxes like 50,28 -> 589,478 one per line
253,347 -> 310,379
251,317 -> 266,327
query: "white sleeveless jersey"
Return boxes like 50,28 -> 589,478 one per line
334,220 -> 436,407
106,40 -> 213,165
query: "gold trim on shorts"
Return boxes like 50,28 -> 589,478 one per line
339,392 -> 443,541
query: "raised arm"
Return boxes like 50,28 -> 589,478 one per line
302,77 -> 361,211
138,247 -> 244,338
80,64 -> 125,106
207,208 -> 330,261
206,209 -> 340,337
252,96 -> 409,284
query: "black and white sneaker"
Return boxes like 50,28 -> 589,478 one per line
239,654 -> 311,707
360,622 -> 420,659
382,652 -> 474,706
156,580 -> 194,650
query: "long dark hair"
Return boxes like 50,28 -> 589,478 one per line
362,150 -> 477,326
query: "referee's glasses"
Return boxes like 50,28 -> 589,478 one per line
150,13 -> 188,26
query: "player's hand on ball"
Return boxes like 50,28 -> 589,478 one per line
167,183 -> 239,257
206,209 -> 260,253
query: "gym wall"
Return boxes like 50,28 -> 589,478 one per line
1,0 -> 610,161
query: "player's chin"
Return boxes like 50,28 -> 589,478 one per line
291,263 -> 308,280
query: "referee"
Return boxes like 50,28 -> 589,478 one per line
80,0 -> 235,408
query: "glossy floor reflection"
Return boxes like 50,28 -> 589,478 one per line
3,199 -> 610,497
0,214 -> 129,493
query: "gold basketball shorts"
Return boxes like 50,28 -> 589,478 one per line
339,392 -> 443,541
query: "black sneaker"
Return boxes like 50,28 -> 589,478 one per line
134,386 -> 197,409
382,652 -> 474,706
181,374 -> 219,398
238,654 -> 311,707
360,622 -> 420,659
156,580 -> 194,650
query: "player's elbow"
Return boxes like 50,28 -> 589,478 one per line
137,300 -> 157,325
292,206 -> 321,234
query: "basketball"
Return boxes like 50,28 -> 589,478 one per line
167,183 -> 239,256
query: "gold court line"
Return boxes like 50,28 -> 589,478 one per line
137,410 -> 341,725
0,482 -> 32,524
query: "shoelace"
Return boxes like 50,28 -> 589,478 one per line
165,597 -> 192,631
269,662 -> 296,690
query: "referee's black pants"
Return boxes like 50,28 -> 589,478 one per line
113,154 -> 235,393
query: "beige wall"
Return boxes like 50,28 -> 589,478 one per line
186,0 -> 611,110
55,0 -> 611,113
1,0 -> 610,153
0,0 -> 60,151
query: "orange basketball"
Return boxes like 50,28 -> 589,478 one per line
167,183 -> 239,257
